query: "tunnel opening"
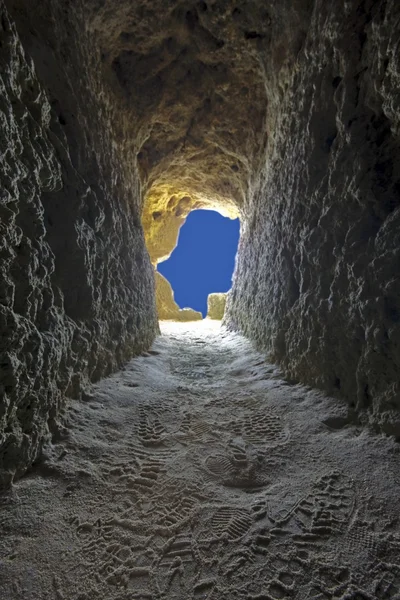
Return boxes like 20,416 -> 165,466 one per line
157,209 -> 240,319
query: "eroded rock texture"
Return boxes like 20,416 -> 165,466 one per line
226,0 -> 400,430
0,1 -> 157,486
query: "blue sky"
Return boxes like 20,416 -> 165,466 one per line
158,210 -> 240,317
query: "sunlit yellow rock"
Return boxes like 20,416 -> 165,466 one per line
143,185 -> 239,266
207,293 -> 227,320
144,190 -> 238,321
155,272 -> 202,321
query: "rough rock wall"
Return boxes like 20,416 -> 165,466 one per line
0,1 -> 157,486
226,0 -> 400,430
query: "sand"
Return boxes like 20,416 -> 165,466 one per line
1,320 -> 400,599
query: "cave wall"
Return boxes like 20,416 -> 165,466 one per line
207,293 -> 227,320
226,0 -> 400,430
0,1 -> 158,486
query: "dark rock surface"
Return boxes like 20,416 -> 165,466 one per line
0,1 -> 157,486
226,0 -> 400,431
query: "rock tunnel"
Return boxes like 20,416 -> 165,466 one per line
1,0 -> 400,483
1,0 -> 400,594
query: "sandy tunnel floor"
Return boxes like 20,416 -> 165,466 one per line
1,321 -> 400,599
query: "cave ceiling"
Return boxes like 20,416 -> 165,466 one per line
86,0 -> 311,261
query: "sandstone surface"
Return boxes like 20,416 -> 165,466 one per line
1,321 -> 400,598
156,272 -> 202,321
207,292 -> 227,320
